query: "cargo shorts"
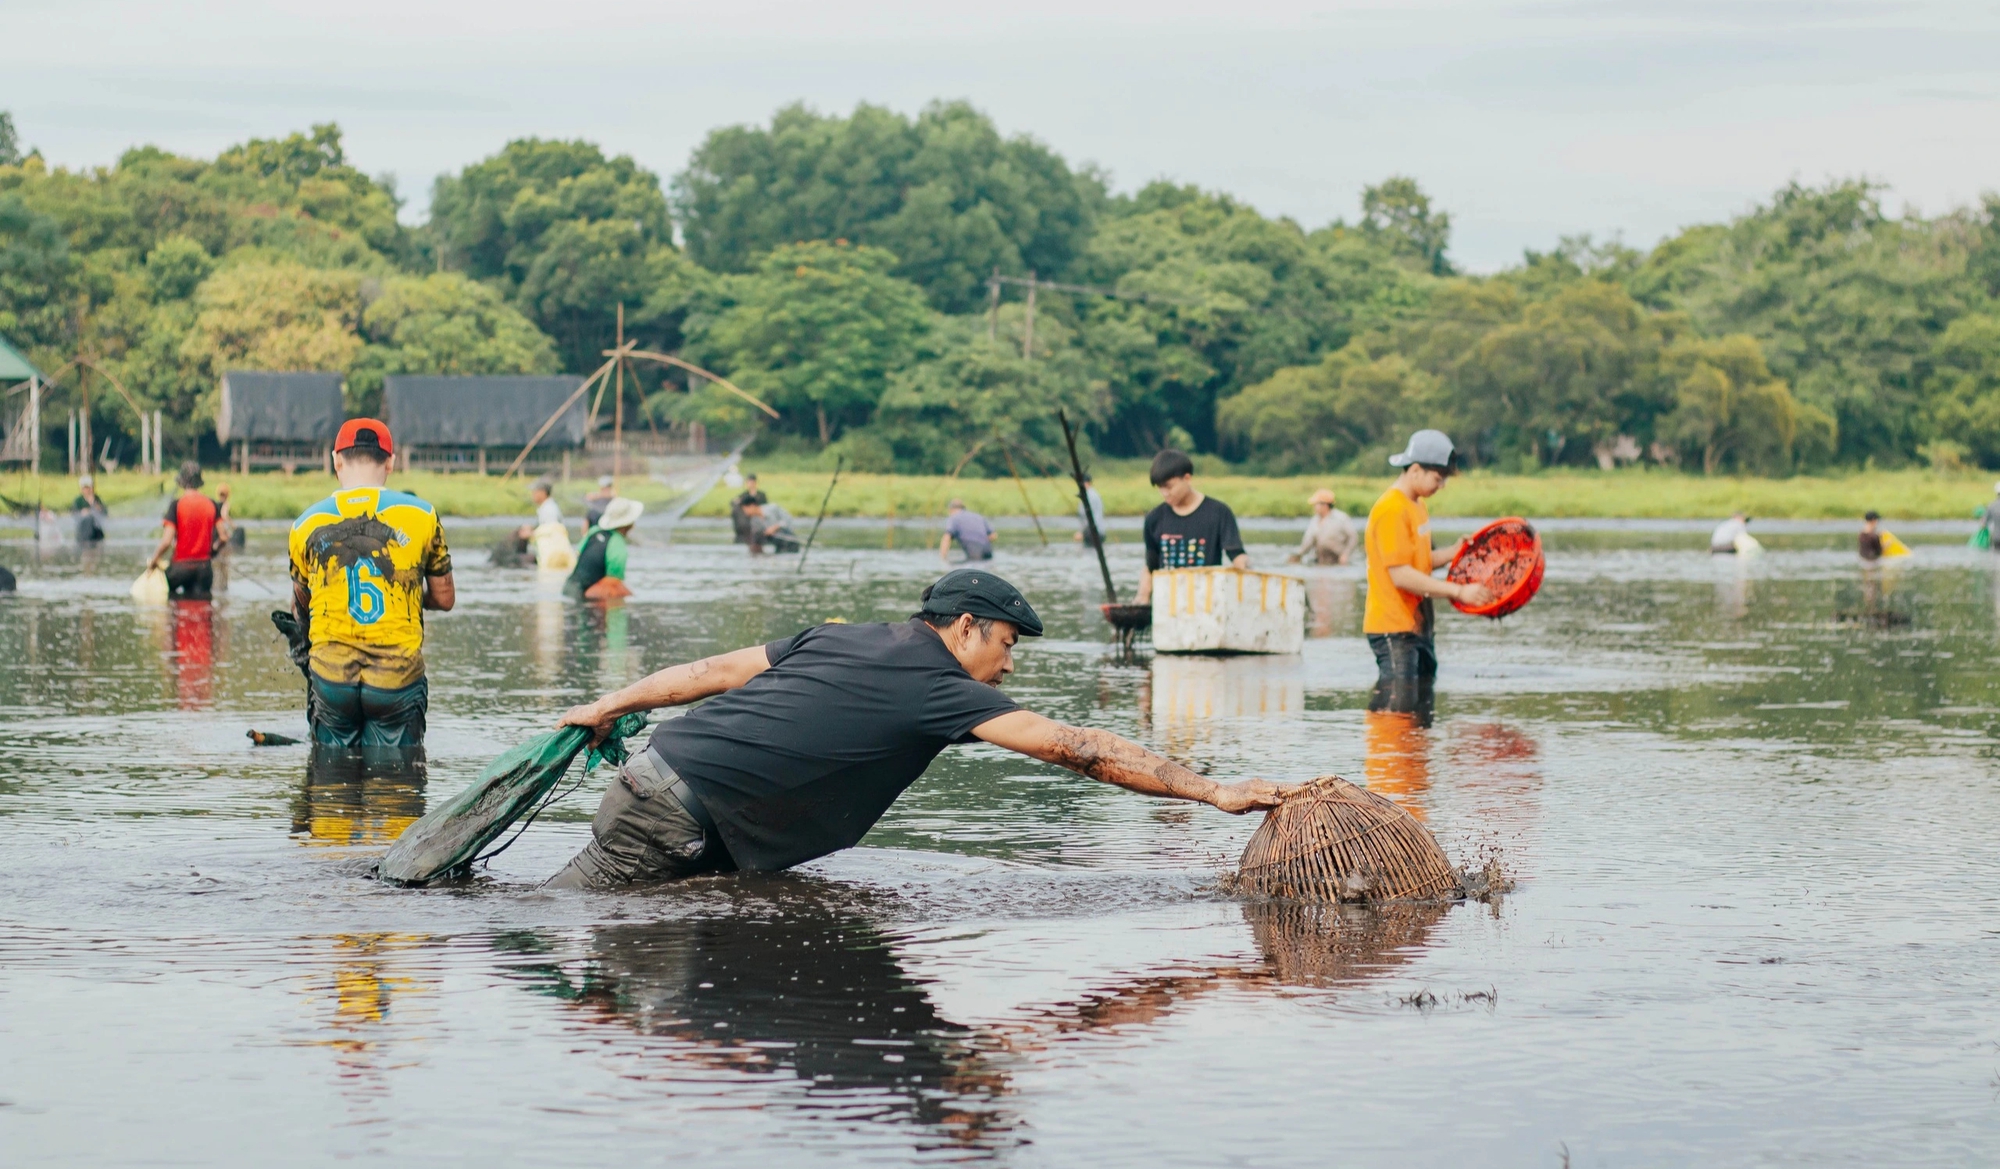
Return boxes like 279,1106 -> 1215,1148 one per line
544,748 -> 731,889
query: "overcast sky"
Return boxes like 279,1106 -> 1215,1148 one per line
9,0 -> 1999,270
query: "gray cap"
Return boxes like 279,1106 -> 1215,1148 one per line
1389,429 -> 1455,469
919,569 -> 1044,637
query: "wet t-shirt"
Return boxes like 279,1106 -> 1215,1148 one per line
1144,496 -> 1244,570
164,493 -> 220,562
288,487 -> 451,690
652,620 -> 1021,872
944,509 -> 993,556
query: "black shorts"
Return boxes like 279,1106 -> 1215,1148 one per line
308,674 -> 429,748
165,559 -> 213,600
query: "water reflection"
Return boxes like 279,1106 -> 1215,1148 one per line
1150,655 -> 1305,757
168,600 -> 217,709
1305,572 -> 1356,639
1363,710 -> 1432,821
291,747 -> 429,846
497,886 -> 1017,1151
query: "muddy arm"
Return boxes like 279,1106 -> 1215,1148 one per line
972,710 -> 1283,814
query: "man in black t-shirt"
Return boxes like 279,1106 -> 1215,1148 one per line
1137,449 -> 1247,604
546,569 -> 1285,887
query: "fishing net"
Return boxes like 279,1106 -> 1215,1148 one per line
1447,517 -> 1544,618
375,713 -> 649,886
1235,775 -> 1463,903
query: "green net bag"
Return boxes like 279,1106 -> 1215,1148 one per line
376,713 -> 649,886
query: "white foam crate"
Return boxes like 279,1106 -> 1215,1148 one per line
1150,566 -> 1305,654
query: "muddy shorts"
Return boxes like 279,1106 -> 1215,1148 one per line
165,559 -> 213,600
308,674 -> 428,748
545,748 -> 733,889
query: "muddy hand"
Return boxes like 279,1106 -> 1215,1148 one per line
1458,581 -> 1496,607
1210,778 -> 1287,814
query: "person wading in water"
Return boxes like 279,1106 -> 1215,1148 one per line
545,569 -> 1286,888
288,419 -> 455,747
1362,430 -> 1491,713
1135,449 -> 1247,604
146,462 -> 230,600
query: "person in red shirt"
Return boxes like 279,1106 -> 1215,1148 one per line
147,462 -> 230,600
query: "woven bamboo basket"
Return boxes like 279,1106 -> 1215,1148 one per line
1236,775 -> 1462,903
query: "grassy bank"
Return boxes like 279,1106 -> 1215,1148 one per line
10,466 -> 1994,522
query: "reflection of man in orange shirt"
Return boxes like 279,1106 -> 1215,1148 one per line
1363,430 -> 1490,712
1364,708 -> 1431,821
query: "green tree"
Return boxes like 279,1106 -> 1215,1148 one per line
1361,176 -> 1452,275
1217,344 -> 1426,473
674,101 -> 1099,312
687,241 -> 933,445
429,138 -> 676,372
1659,334 -> 1829,474
0,112 -> 22,167
347,272 -> 560,413
0,191 -> 76,352
868,309 -> 1109,473
1629,180 -> 1983,466
1076,183 -> 1428,455
1924,313 -> 2000,466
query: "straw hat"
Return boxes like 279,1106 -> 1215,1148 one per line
1308,488 -> 1336,506
599,497 -> 644,530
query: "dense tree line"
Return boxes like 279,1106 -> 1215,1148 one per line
4,102 -> 1999,475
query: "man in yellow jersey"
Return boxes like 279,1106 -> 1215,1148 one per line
288,419 -> 455,747
1363,429 -> 1491,712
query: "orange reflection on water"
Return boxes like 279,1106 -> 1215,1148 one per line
1363,709 -> 1431,822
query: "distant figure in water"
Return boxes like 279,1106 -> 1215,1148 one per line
0,564 -> 15,593
940,499 -> 994,563
72,474 -> 107,542
1980,483 -> 2000,552
1710,512 -> 1750,554
1859,511 -> 1883,562
568,497 -> 642,597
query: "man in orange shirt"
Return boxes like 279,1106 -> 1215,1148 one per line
1363,430 -> 1491,710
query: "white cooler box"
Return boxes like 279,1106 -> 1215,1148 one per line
1151,566 -> 1305,654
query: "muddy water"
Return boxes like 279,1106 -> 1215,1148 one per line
4,515 -> 1999,1166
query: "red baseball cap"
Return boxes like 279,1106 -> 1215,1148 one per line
335,418 -> 394,455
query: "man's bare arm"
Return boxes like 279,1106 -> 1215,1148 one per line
558,644 -> 773,736
1388,563 -> 1492,607
423,571 -> 455,612
972,710 -> 1284,814
146,526 -> 175,570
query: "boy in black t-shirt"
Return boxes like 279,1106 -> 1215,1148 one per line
1137,450 -> 1247,604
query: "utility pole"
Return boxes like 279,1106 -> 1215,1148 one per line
987,269 -> 1000,342
1022,271 -> 1036,361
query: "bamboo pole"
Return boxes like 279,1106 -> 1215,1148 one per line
501,358 -> 616,481
1002,445 -> 1047,545
796,456 -> 845,573
1059,410 -> 1119,604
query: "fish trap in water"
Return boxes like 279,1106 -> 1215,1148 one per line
1235,775 -> 1463,903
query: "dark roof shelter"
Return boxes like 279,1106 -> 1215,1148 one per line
216,371 -> 346,443
383,375 -> 589,447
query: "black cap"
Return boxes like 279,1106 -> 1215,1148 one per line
919,569 -> 1044,637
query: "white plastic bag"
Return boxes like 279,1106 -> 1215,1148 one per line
130,567 -> 169,603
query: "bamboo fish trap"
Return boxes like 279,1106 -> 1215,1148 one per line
1236,775 -> 1462,903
